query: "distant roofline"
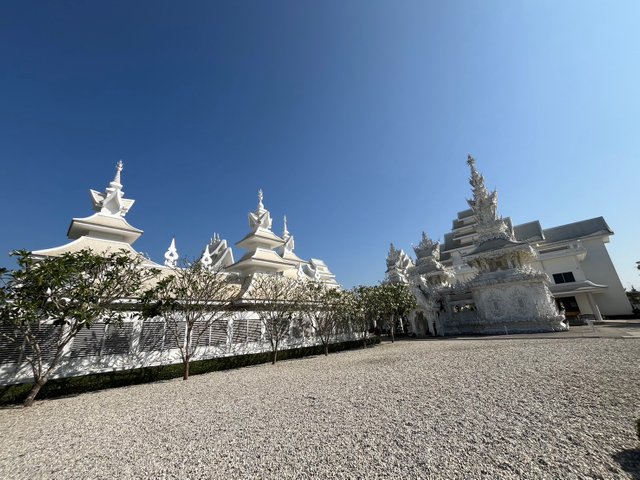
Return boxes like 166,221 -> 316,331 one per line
542,216 -> 613,235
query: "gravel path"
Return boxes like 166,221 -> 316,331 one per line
1,338 -> 639,479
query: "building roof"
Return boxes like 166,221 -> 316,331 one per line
67,213 -> 143,244
32,236 -> 163,268
466,237 -> 530,256
549,280 -> 608,295
235,227 -> 284,250
541,217 -> 612,244
513,221 -> 544,242
227,247 -> 296,275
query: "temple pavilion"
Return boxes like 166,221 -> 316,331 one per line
33,162 -> 339,287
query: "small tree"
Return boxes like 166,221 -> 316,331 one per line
350,286 -> 373,348
0,249 -> 156,407
383,283 -> 417,343
302,282 -> 344,356
249,273 -> 305,364
142,260 -> 235,380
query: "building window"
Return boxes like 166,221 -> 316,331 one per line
552,272 -> 576,284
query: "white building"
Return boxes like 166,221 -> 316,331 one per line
0,162 -> 342,385
439,210 -> 631,321
387,155 -> 632,336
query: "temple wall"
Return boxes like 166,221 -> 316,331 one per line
536,255 -> 584,282
0,312 -> 358,387
471,279 -> 565,333
579,238 -> 632,315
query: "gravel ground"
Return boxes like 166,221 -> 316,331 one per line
1,338 -> 639,479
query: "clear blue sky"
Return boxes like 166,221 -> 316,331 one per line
1,1 -> 638,289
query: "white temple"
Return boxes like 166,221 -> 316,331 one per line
225,190 -> 338,286
33,161 -> 162,269
386,155 -> 633,336
33,163 -> 338,287
1,163 -> 344,386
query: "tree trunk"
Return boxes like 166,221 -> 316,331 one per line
390,324 -> 395,343
324,343 -> 329,356
362,331 -> 367,348
24,377 -> 47,408
183,356 -> 190,380
272,348 -> 278,364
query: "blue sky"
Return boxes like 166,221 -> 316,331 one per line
1,1 -> 638,289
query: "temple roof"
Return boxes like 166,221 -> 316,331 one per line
32,236 -> 162,268
541,217 -> 612,244
227,247 -> 296,275
513,221 -> 544,242
549,280 -> 608,295
67,213 -> 143,244
236,227 -> 284,250
466,237 -> 530,256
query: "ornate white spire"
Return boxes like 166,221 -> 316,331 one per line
412,232 -> 440,261
200,244 -> 213,270
90,160 -> 135,217
112,160 -> 123,186
248,189 -> 273,230
258,189 -> 264,210
164,238 -> 179,267
466,154 -> 513,243
386,243 -> 399,268
281,215 -> 295,252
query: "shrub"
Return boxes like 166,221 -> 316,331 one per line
0,337 -> 380,406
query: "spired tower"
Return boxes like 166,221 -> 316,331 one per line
32,161 -> 160,268
227,190 -> 296,276
384,243 -> 414,284
463,155 -> 566,333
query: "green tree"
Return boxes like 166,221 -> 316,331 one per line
142,260 -> 235,380
248,273 -> 306,364
352,286 -> 377,348
382,283 -> 417,343
0,249 -> 156,407
302,282 -> 346,356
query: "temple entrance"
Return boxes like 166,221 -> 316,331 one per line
556,296 -> 580,323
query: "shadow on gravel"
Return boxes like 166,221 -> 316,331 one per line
613,449 -> 640,479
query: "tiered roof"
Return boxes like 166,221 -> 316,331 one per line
33,162 -> 161,269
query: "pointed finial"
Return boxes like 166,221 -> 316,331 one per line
283,215 -> 289,236
164,238 -> 179,267
258,189 -> 264,209
113,160 -> 124,186
467,154 -> 475,167
200,244 -> 213,269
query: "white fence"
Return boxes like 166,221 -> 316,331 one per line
0,312 -> 357,386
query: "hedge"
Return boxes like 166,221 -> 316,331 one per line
0,337 -> 380,406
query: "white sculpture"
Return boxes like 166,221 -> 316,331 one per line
205,233 -> 235,270
248,189 -> 273,230
385,243 -> 414,284
282,216 -> 295,253
164,238 -> 179,267
200,244 -> 213,270
89,160 -> 135,217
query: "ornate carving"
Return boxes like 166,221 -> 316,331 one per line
248,189 -> 273,230
200,244 -> 213,269
282,216 -> 295,253
413,232 -> 440,261
385,243 -> 413,284
164,238 -> 179,267
466,154 -> 513,244
90,160 -> 135,217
